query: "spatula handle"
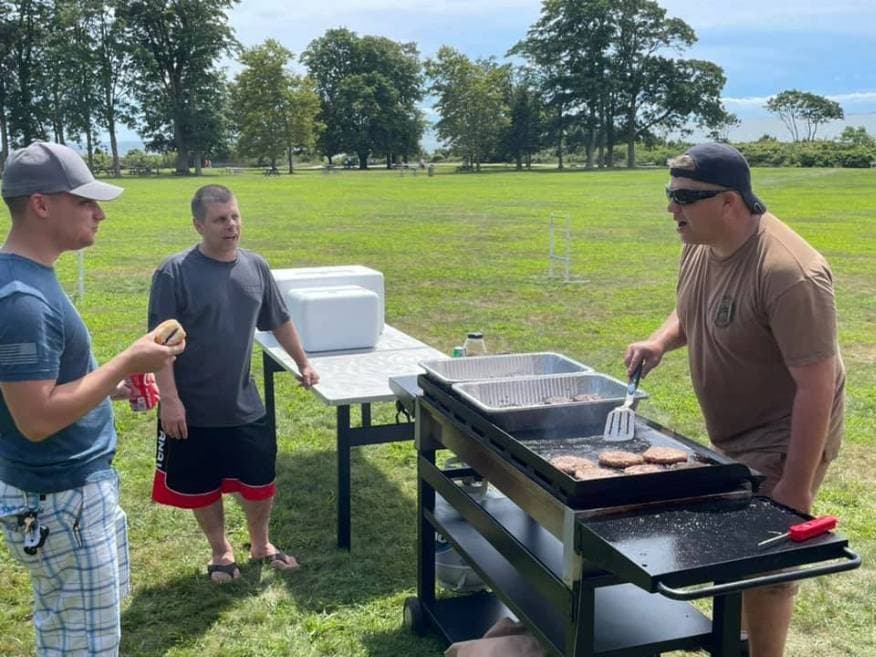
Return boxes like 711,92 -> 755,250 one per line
627,360 -> 644,396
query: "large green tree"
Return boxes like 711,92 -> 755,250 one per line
501,73 -> 545,170
2,0 -> 52,147
510,0 -> 614,169
231,40 -> 321,173
513,0 -> 730,168
765,90 -> 844,142
119,0 -> 237,174
302,28 -> 424,168
426,47 -> 511,171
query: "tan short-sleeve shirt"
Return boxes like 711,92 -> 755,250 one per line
676,213 -> 844,458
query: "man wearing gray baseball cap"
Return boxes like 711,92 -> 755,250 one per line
0,142 -> 185,656
625,143 -> 845,657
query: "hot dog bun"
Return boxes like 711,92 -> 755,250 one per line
154,319 -> 186,346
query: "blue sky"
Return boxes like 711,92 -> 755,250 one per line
119,0 -> 876,147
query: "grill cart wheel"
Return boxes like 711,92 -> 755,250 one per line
403,596 -> 426,636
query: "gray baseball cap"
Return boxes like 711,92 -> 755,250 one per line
2,141 -> 123,201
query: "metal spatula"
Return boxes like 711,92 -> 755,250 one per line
603,360 -> 644,441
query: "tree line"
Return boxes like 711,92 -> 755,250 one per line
0,0 -> 858,176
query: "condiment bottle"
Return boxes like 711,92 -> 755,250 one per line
463,332 -> 487,356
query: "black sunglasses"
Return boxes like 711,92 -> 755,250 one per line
665,186 -> 728,206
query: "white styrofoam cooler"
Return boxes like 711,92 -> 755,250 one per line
272,265 -> 385,335
286,285 -> 380,352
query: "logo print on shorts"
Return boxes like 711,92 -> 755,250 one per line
715,295 -> 735,328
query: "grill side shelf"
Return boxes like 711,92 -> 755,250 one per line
574,496 -> 856,593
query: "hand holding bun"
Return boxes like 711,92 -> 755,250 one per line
154,319 -> 187,346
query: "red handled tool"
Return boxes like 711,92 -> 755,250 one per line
758,515 -> 838,549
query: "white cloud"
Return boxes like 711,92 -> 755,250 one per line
659,0 -> 876,34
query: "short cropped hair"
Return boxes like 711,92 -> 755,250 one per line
3,195 -> 30,221
191,185 -> 234,222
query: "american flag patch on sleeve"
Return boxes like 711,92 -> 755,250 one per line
0,342 -> 38,366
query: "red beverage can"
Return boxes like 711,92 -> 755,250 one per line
128,373 -> 160,412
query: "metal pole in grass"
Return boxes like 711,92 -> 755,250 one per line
548,213 -> 588,284
548,213 -> 572,282
76,249 -> 85,302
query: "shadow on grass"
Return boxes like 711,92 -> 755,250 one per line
264,448 -> 420,612
120,563 -> 264,656
360,625 -> 446,657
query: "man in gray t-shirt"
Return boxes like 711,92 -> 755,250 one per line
148,184 -> 318,583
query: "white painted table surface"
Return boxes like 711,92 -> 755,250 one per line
255,324 -> 447,406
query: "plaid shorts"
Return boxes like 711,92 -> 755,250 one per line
0,470 -> 130,657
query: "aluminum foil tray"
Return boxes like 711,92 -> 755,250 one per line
419,352 -> 592,386
452,372 -> 647,432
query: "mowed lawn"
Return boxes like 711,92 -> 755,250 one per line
0,165 -> 873,657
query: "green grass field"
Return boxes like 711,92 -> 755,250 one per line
1,165 -> 873,656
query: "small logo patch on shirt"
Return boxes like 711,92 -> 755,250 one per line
0,342 -> 38,365
715,295 -> 736,328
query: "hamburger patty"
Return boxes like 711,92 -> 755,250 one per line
550,455 -> 596,474
624,463 -> 664,475
643,446 -> 689,465
574,466 -> 620,480
598,450 -> 645,469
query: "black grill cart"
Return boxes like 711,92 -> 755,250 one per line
404,376 -> 860,657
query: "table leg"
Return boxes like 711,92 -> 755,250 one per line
262,352 -> 278,441
337,405 -> 352,550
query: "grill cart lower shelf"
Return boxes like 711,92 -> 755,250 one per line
418,495 -> 715,655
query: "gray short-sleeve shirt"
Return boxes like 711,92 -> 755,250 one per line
148,246 -> 290,427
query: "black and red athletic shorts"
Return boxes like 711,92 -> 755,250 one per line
151,414 -> 277,509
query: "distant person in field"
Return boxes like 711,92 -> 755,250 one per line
0,142 -> 184,656
148,184 -> 318,583
625,143 -> 844,657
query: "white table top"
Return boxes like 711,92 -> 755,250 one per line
255,324 -> 447,406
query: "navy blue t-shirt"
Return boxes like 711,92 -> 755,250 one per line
0,253 -> 115,493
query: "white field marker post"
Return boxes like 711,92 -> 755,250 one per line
76,249 -> 85,302
548,213 -> 572,282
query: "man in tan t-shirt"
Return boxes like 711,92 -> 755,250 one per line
626,143 -> 844,657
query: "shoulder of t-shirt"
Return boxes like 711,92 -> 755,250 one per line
153,246 -> 199,277
0,280 -> 52,309
758,213 -> 833,296
237,248 -> 271,270
0,281 -> 60,326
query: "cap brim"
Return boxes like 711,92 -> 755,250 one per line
70,180 -> 124,201
742,190 -> 767,215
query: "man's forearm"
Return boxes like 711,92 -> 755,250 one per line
783,360 -> 836,493
4,352 -> 131,441
272,320 -> 310,370
650,309 -> 687,353
154,363 -> 180,400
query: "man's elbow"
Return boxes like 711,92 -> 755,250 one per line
14,418 -> 54,442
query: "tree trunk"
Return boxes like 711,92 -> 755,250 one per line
108,115 -> 121,177
0,101 -> 8,168
173,121 -> 189,174
626,109 -> 636,169
287,146 -> 294,174
515,154 -> 522,171
386,155 -> 392,169
174,150 -> 188,174
194,151 -> 203,176
358,151 -> 368,169
585,126 -> 596,169
85,128 -> 94,169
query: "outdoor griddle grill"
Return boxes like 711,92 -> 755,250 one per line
403,372 -> 860,657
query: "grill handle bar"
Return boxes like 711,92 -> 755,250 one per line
656,547 -> 861,601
